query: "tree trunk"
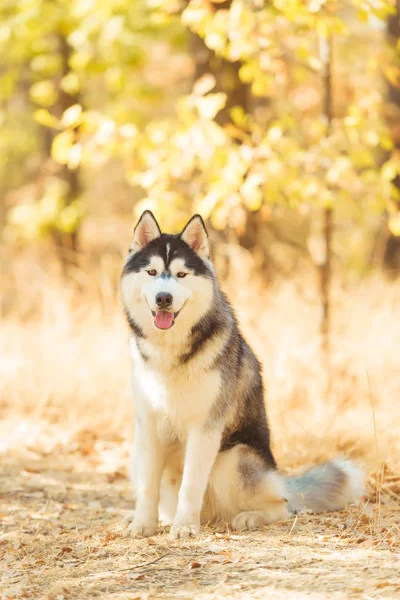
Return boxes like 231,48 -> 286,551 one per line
189,2 -> 275,273
190,31 -> 249,127
319,34 -> 334,360
383,1 -> 400,271
42,34 -> 81,262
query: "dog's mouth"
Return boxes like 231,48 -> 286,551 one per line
151,310 -> 180,330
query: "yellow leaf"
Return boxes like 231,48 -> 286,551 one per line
39,194 -> 63,222
34,109 -> 60,129
239,62 -> 257,84
57,202 -> 83,234
381,160 -> 400,182
61,73 -> 80,95
389,214 -> 400,237
230,106 -> 247,128
195,189 -> 222,219
68,144 -> 83,169
211,206 -> 228,230
205,32 -> 226,52
242,188 -> 262,211
7,203 -> 37,227
384,66 -> 400,88
241,173 -> 264,211
61,104 -> 83,128
30,80 -> 58,107
316,18 -> 329,39
52,131 -> 75,165
193,74 -> 216,96
195,93 -> 226,120
182,7 -> 209,26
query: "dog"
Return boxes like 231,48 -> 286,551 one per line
121,210 -> 364,539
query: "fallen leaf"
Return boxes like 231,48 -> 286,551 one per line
126,573 -> 146,581
205,543 -> 228,554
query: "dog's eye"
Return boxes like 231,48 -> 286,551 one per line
146,269 -> 157,276
177,272 -> 187,278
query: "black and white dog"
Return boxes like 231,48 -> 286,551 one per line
121,211 -> 364,539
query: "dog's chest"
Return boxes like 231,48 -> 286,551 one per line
132,350 -> 221,435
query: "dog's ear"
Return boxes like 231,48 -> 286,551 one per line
180,214 -> 209,259
130,210 -> 161,252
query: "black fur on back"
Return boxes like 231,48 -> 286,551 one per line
189,285 -> 277,470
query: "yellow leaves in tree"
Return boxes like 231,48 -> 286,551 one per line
193,74 -> 216,96
51,123 -> 82,170
30,54 -> 61,77
388,214 -> 400,237
326,157 -> 351,186
204,31 -> 226,53
195,191 -> 220,221
57,201 -> 84,234
241,173 -> 264,211
7,178 -> 84,240
61,73 -> 80,96
34,109 -> 59,129
30,80 -> 58,107
61,104 -> 83,128
8,203 -> 40,240
381,157 -> 400,182
182,4 -> 210,28
383,66 -> 400,88
194,93 -> 227,120
52,131 -> 75,165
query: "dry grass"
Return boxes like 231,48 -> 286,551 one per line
1,247 -> 400,599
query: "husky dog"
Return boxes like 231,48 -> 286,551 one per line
121,211 -> 364,539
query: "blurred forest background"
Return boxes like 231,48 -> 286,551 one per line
2,3 -> 400,596
1,0 -> 400,472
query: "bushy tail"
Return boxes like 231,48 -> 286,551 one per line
284,459 -> 365,515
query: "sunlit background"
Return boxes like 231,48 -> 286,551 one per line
1,1 -> 400,596
2,0 -> 400,469
1,2 -> 400,589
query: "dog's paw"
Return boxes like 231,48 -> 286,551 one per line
169,523 -> 200,540
124,517 -> 158,538
232,511 -> 269,531
121,511 -> 135,529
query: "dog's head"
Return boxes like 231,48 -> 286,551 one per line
122,211 -> 215,336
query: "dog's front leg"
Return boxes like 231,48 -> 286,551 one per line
126,413 -> 164,537
170,428 -> 221,539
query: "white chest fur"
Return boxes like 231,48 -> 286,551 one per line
130,338 -> 221,439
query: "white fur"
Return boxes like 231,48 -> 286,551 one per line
143,274 -> 192,314
331,458 -> 366,503
126,347 -> 225,538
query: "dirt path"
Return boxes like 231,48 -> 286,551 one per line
1,428 -> 400,600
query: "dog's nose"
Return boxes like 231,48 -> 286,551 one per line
155,292 -> 173,308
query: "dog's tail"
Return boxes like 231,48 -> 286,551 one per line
284,459 -> 365,514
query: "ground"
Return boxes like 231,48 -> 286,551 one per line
2,272 -> 400,599
1,424 -> 399,600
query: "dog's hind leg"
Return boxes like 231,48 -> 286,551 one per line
205,444 -> 289,530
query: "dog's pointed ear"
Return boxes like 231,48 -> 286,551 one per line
130,210 -> 161,252
180,214 -> 209,259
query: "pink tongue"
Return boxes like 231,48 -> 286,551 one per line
154,310 -> 174,329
